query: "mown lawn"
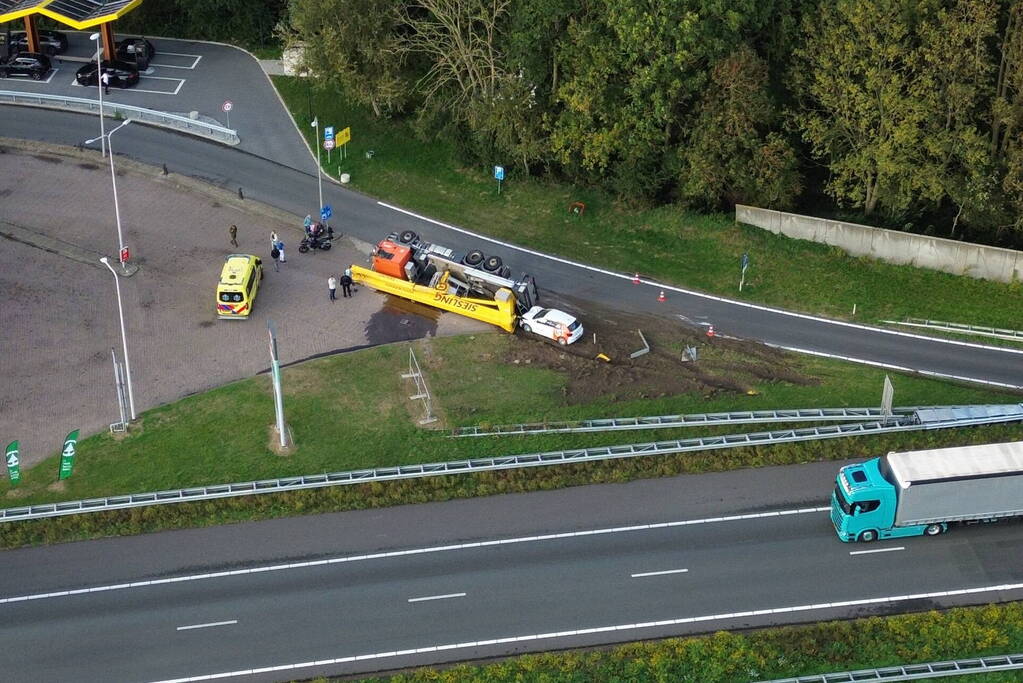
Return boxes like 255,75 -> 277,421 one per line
271,76 -> 1023,333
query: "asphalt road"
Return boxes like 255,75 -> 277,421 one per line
4,107 -> 1023,392
1,462 -> 1021,682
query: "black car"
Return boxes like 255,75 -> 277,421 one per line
115,38 -> 155,69
75,60 -> 140,89
9,30 -> 68,56
0,52 -> 51,80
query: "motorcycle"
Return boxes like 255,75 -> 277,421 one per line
299,222 -> 333,253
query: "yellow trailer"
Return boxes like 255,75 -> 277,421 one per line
350,264 -> 518,332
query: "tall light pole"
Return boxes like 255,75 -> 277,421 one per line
89,32 -> 106,158
100,257 -> 137,421
311,116 -> 323,219
86,119 -> 131,273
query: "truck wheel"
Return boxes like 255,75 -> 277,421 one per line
398,230 -> 418,244
463,249 -> 485,267
924,524 -> 943,536
483,255 -> 503,272
521,323 -> 532,334
857,530 -> 877,543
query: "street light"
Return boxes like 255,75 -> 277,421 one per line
86,119 -> 131,273
99,257 -> 137,421
311,116 -> 324,222
89,32 -> 106,158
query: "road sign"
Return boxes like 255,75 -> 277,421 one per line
321,205 -> 332,221
337,127 -> 351,146
494,165 -> 505,181
324,126 -> 334,141
119,246 -> 130,263
741,252 -> 750,273
222,100 -> 233,113
324,138 -> 335,151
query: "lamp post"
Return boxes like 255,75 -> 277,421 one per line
86,119 -> 131,273
311,116 -> 324,219
89,32 -> 106,158
99,257 -> 137,421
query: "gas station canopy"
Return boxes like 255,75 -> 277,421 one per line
0,0 -> 141,29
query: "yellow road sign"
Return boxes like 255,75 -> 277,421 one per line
337,127 -> 351,146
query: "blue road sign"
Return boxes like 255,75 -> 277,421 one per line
324,126 -> 335,141
741,252 -> 750,272
321,205 -> 332,221
494,165 -> 505,181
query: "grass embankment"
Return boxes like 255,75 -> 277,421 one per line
2,333 -> 1020,548
271,76 -> 1023,334
347,604 -> 1023,683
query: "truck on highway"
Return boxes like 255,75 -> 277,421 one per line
831,440 -> 1023,542
351,230 -> 582,343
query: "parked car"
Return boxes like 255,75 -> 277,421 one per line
75,60 -> 140,89
9,30 -> 68,56
115,37 -> 155,69
519,307 -> 584,345
0,52 -> 51,80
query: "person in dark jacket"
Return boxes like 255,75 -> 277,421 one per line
339,272 -> 353,298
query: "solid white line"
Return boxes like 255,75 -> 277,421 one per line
376,202 -> 1023,364
139,75 -> 187,82
149,580 -> 1023,682
631,569 -> 689,578
408,593 -> 466,603
849,546 -> 905,556
176,620 -> 237,631
0,507 -> 829,606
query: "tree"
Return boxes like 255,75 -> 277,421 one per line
792,0 -> 933,216
283,0 -> 409,117
680,47 -> 801,209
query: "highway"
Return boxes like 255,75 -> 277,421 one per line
4,107 -> 1023,390
1,462 -> 1021,682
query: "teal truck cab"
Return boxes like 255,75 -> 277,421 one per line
831,441 -> 1023,543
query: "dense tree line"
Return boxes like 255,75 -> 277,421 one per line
139,0 -> 1023,246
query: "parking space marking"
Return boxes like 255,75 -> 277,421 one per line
69,75 -> 185,96
5,67 -> 60,85
149,52 -> 201,69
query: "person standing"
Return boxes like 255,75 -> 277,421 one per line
269,231 -> 278,254
270,241 -> 280,272
328,275 -> 337,302
339,271 -> 353,298
276,239 -> 286,264
229,224 -> 238,248
100,70 -> 111,95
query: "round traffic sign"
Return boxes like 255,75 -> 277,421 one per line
222,100 -> 233,113
323,139 -> 335,151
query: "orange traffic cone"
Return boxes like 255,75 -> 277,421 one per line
632,273 -> 641,284
706,325 -> 715,337
657,290 -> 667,302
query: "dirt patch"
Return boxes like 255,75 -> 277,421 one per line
504,298 -> 818,404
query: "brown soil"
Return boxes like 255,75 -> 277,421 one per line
504,298 -> 817,404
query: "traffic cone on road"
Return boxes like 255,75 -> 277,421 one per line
706,325 -> 715,337
632,273 -> 641,284
657,290 -> 667,302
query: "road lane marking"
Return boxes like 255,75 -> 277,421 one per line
176,620 -> 237,631
408,593 -> 466,603
377,202 -> 1023,372
849,546 -> 905,556
0,507 -> 829,606
149,580 -> 1023,682
631,569 -> 689,578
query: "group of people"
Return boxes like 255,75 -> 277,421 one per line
269,231 -> 286,272
328,269 -> 354,301
231,225 -> 355,299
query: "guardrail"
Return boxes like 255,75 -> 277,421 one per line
882,317 -> 1023,342
0,90 -> 239,145
756,652 -> 1023,682
3,407 -> 1022,522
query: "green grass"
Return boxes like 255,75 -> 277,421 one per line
272,76 -> 1023,331
349,604 -> 1023,682
3,333 -> 1019,510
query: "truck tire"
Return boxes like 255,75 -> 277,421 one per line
483,255 -> 503,272
857,530 -> 877,543
924,524 -> 943,536
398,230 -> 418,244
463,249 -> 485,267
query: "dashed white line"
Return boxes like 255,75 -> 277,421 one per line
0,507 -> 829,606
849,546 -> 905,556
631,569 -> 689,578
408,593 -> 466,603
176,620 -> 237,631
149,580 -> 1023,682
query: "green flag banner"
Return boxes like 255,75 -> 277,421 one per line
5,441 -> 20,487
58,430 -> 80,481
